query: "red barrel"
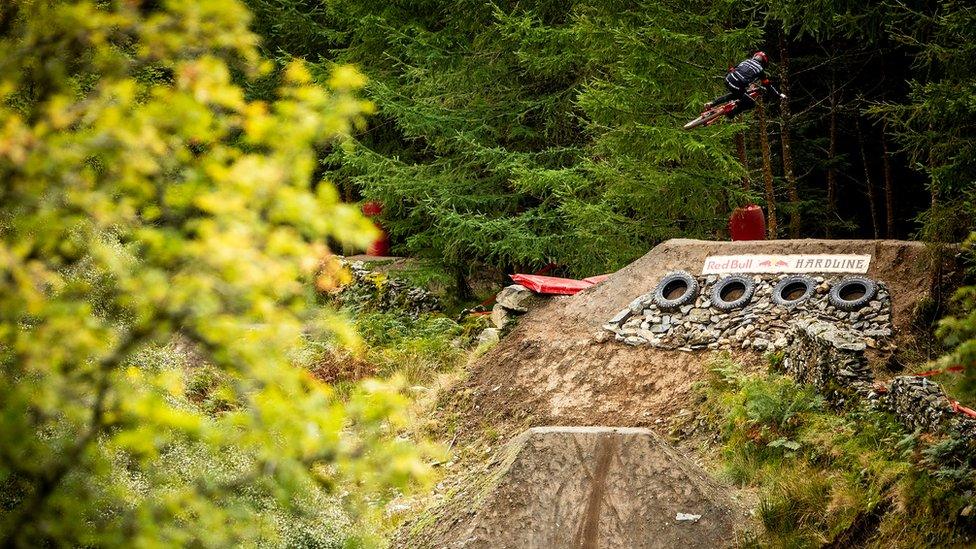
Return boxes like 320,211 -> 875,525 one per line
729,204 -> 766,241
361,201 -> 391,256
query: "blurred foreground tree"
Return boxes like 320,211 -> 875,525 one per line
939,232 -> 976,399
0,0 -> 431,546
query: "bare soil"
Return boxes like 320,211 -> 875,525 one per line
413,427 -> 746,549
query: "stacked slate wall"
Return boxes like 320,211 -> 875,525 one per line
784,321 -> 974,436
604,274 -> 892,353
782,320 -> 873,404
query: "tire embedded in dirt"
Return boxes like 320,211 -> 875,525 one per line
772,275 -> 816,307
829,276 -> 878,311
710,275 -> 756,311
653,270 -> 699,311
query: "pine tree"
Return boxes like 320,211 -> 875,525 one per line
249,0 -> 755,275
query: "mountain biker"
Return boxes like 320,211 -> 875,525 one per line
703,51 -> 785,118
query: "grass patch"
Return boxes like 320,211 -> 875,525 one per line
353,311 -> 479,383
702,356 -> 976,547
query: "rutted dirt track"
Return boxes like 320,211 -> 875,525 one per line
463,239 -> 935,431
421,427 -> 741,549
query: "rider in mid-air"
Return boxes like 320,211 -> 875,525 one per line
703,51 -> 785,118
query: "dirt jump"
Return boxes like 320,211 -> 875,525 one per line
417,426 -> 742,548
461,239 -> 937,431
400,239 -> 943,547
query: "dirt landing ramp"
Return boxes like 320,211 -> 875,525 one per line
461,239 -> 939,430
421,426 -> 739,548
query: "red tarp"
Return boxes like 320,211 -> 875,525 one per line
510,273 -> 609,295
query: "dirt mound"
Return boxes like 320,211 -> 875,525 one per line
462,239 -> 937,431
413,426 -> 743,548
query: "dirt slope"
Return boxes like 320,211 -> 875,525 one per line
462,239 -> 936,432
419,426 -> 743,548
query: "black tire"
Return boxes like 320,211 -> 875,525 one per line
653,271 -> 699,311
829,276 -> 878,311
710,275 -> 755,311
772,276 -> 816,307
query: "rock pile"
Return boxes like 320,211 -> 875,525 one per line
336,260 -> 440,316
489,284 -> 550,329
604,274 -> 893,352
783,320 -> 874,401
475,284 -> 553,347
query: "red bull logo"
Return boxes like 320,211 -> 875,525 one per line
703,254 -> 870,275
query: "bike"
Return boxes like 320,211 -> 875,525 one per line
683,83 -> 771,130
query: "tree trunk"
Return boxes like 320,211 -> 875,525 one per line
881,125 -> 895,238
735,131 -> 750,192
757,99 -> 777,238
826,78 -> 838,238
778,34 -> 800,238
855,116 -> 880,239
928,123 -> 938,211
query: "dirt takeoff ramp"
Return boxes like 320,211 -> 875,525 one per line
419,426 -> 739,548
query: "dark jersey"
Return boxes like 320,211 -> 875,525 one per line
725,58 -> 765,90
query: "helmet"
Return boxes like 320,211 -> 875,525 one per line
753,51 -> 769,67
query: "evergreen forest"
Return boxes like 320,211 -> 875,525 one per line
247,0 -> 976,277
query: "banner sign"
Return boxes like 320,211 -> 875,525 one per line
702,254 -> 871,275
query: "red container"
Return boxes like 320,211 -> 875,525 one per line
367,232 -> 390,256
729,204 -> 766,241
361,201 -> 391,256
361,200 -> 383,217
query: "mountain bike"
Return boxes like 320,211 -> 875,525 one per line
683,83 -> 769,130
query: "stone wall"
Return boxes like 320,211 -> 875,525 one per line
783,320 -> 975,436
337,260 -> 440,316
783,320 -> 874,402
604,274 -> 892,352
884,376 -> 955,432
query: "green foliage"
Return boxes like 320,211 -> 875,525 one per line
703,360 -> 976,546
248,0 -> 976,254
935,232 -> 976,399
353,311 -> 470,385
873,3 -> 976,241
248,0 -> 755,276
0,1 -> 432,546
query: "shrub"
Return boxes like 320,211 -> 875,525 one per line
0,1 -> 430,545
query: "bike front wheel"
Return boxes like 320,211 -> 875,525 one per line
683,109 -> 724,130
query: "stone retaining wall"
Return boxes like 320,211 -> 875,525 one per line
604,274 -> 892,352
884,376 -> 955,432
783,320 -> 874,403
783,320 -> 974,436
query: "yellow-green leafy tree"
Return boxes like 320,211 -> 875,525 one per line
0,1 -> 431,546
